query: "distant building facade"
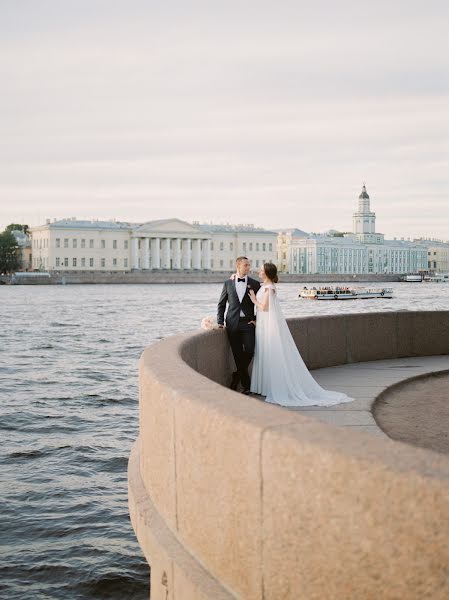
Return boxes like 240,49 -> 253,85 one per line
288,185 -> 428,275
31,218 -> 132,272
199,224 -> 277,272
277,228 -> 309,273
29,218 -> 276,273
415,240 -> 449,273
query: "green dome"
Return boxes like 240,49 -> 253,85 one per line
359,184 -> 369,199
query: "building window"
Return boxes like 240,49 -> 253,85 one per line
220,242 -> 224,251
56,257 -> 60,267
230,242 -> 234,251
249,243 -> 253,251
269,243 -> 272,251
124,258 -> 128,268
73,239 -> 77,248
101,258 -> 106,267
210,242 -> 214,251
89,239 -> 94,248
220,259 -> 224,268
64,238 -> 69,248
242,242 -> 247,251
101,240 -> 106,249
73,258 -> 77,267
81,258 -> 86,267
211,259 -> 214,268
256,260 -> 260,267
89,258 -> 94,267
56,238 -> 60,248
64,257 -> 68,267
262,243 -> 266,251
229,259 -> 233,268
81,239 -> 86,248
113,240 -> 117,249
113,258 -> 117,266
256,243 -> 259,251
124,240 -> 128,250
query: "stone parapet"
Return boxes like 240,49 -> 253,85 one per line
129,311 -> 449,599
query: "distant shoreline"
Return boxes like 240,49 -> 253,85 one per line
1,271 -> 402,285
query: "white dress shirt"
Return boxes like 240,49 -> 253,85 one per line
235,274 -> 247,317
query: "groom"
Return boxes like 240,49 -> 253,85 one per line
217,256 -> 261,394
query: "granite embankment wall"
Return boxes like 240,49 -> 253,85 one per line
3,271 -> 402,285
132,311 -> 449,600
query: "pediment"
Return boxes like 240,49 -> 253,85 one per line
134,219 -> 204,235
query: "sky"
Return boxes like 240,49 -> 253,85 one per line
1,0 -> 448,239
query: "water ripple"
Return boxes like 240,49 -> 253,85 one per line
1,282 -> 448,599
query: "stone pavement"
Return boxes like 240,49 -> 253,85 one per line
290,355 -> 449,439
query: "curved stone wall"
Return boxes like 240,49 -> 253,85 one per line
128,311 -> 449,600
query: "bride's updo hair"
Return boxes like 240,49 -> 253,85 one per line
263,262 -> 278,283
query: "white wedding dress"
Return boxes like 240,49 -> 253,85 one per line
250,284 -> 354,407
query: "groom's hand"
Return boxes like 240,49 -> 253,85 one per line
218,324 -> 225,329
248,320 -> 256,327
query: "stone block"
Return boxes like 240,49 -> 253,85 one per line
411,311 -> 449,356
396,311 -> 415,357
174,389 -> 301,600
128,442 -> 173,600
139,352 -> 177,531
345,312 -> 397,363
261,423 -> 449,600
305,315 -> 348,369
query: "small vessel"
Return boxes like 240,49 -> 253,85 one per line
423,273 -> 449,283
299,286 -> 393,300
402,274 -> 423,282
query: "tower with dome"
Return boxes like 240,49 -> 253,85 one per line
352,184 -> 384,244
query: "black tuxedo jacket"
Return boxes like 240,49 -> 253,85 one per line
217,276 -> 261,332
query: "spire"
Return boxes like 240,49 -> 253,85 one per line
359,184 -> 369,199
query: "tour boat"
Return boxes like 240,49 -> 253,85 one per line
402,274 -> 423,282
423,273 -> 449,283
299,287 -> 393,300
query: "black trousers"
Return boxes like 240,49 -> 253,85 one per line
227,317 -> 256,390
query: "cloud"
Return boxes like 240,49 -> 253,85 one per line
0,0 -> 448,238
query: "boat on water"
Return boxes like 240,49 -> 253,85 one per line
402,274 -> 423,282
299,286 -> 393,300
423,273 -> 449,283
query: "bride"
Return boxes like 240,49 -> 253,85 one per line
248,262 -> 353,407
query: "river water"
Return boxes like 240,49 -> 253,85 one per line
1,281 -> 449,599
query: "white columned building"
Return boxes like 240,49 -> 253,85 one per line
199,223 -> 278,272
131,219 -> 211,271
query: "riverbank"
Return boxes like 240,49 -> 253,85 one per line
1,271 -> 402,285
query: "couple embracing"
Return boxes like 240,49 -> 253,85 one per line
217,257 -> 353,407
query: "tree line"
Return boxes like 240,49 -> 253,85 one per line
0,224 -> 29,274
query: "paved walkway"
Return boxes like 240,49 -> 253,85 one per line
291,355 -> 449,440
